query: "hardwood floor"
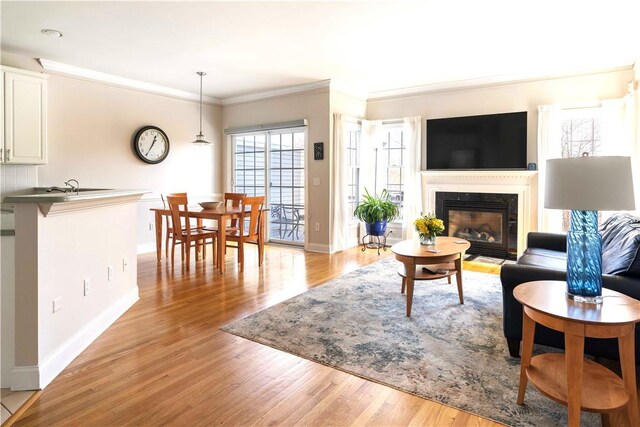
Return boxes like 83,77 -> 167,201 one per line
14,245 -> 503,426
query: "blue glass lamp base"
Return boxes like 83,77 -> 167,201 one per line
566,210 -> 603,304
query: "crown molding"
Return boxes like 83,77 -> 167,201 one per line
38,59 -> 222,105
329,79 -> 369,102
34,59 -> 637,108
222,79 -> 331,105
367,65 -> 635,101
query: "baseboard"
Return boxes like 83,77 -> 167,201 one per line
11,286 -> 139,390
9,366 -> 39,391
306,243 -> 330,253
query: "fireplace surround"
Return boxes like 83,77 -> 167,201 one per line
421,170 -> 537,257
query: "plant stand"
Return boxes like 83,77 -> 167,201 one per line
361,231 -> 392,255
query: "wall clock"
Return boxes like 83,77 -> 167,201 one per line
133,126 -> 170,164
313,142 -> 324,160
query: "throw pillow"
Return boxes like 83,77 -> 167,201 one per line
600,213 -> 640,277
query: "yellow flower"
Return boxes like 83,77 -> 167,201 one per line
414,212 -> 444,236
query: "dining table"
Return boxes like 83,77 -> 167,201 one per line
150,205 -> 267,274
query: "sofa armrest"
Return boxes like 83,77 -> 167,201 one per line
500,264 -> 567,340
527,232 -> 567,252
602,274 -> 640,301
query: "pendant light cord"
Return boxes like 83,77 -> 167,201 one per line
199,72 -> 204,135
192,71 -> 211,143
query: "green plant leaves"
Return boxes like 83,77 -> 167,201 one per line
353,188 -> 399,223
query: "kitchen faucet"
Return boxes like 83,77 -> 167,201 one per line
64,179 -> 80,195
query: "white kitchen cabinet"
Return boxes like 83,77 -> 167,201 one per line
2,66 -> 47,164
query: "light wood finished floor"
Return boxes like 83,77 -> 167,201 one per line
15,245 -> 504,426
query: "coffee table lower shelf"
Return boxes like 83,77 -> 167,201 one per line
526,353 -> 630,413
396,263 -> 456,281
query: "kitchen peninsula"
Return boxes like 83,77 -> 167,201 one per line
2,188 -> 147,390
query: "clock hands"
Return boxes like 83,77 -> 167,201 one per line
147,135 -> 157,156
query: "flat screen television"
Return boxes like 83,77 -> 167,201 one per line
426,111 -> 527,170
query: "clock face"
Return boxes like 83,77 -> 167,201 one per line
134,126 -> 170,164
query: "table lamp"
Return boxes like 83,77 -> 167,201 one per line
545,155 -> 635,303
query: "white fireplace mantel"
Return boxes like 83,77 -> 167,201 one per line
420,170 -> 538,257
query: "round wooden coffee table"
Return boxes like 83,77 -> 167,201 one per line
514,281 -> 640,427
391,237 -> 470,317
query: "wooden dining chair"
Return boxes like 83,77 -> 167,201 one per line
224,192 -> 246,231
222,192 -> 246,253
166,194 -> 218,270
162,192 -> 192,260
225,195 -> 265,272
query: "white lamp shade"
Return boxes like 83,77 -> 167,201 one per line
545,156 -> 635,211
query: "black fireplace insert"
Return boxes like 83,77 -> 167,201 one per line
435,192 -> 518,259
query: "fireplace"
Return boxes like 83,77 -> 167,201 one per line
435,192 -> 518,259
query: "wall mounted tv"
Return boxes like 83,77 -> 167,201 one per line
426,111 -> 527,170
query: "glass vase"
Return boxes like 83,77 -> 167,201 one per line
420,233 -> 437,246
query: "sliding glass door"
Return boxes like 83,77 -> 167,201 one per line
233,134 -> 266,197
232,128 -> 306,246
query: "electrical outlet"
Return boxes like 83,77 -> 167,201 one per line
108,266 -> 114,281
122,258 -> 128,272
315,222 -> 320,232
53,297 -> 62,313
84,279 -> 90,296
148,222 -> 154,231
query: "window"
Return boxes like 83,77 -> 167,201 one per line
558,110 -> 602,231
233,134 -> 266,197
346,128 -> 360,219
376,126 -> 406,219
561,115 -> 602,159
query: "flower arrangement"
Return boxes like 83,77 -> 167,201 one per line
414,212 -> 444,244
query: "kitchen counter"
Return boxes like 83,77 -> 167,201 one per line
2,188 -> 149,217
3,188 -> 148,204
7,187 -> 148,390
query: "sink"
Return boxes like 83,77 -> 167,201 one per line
2,188 -> 116,204
31,187 -> 111,194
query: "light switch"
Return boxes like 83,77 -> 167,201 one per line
313,177 -> 320,186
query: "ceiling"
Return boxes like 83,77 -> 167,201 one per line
2,1 -> 639,100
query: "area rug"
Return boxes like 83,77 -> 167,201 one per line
221,259 -> 599,427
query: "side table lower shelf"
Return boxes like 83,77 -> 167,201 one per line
526,353 -> 630,413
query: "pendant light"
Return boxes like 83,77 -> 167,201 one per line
191,71 -> 212,144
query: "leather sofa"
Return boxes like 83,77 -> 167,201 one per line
501,213 -> 640,363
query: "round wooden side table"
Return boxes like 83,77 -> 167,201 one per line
391,237 -> 470,317
514,280 -> 640,427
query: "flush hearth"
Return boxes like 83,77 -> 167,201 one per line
435,192 -> 518,259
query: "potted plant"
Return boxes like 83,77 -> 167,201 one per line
354,188 -> 400,236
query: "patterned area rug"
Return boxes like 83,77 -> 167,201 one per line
221,259 -> 598,427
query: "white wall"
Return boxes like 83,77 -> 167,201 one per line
367,69 -> 634,166
1,235 -> 15,387
1,52 -> 224,253
13,198 -> 140,390
41,74 -> 222,194
222,89 -> 330,252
